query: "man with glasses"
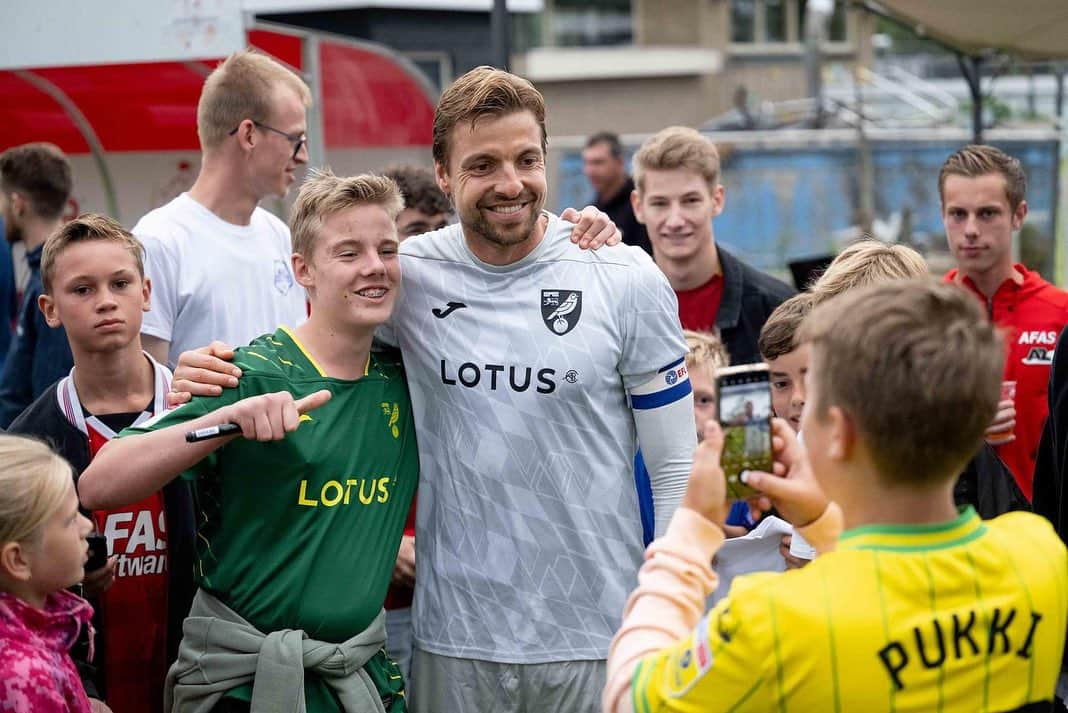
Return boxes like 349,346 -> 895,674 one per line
132,49 -> 312,368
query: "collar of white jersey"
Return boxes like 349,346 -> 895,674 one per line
55,352 -> 174,439
459,210 -> 559,273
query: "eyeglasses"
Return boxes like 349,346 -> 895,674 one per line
229,120 -> 307,160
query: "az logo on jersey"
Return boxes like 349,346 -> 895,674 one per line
1023,347 -> 1053,365
541,290 -> 582,335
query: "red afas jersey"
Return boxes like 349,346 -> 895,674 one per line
947,264 -> 1068,499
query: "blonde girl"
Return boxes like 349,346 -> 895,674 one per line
0,434 -> 94,713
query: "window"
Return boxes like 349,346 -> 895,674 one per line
765,0 -> 787,42
731,0 -> 849,45
514,0 -> 633,49
799,0 -> 848,43
403,52 -> 453,93
731,0 -> 756,43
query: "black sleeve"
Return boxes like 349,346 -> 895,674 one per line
757,272 -> 796,320
0,295 -> 37,428
956,443 -> 1030,519
1033,325 -> 1068,544
1032,327 -> 1068,674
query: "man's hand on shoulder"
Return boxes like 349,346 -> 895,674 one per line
561,205 -> 622,250
168,341 -> 242,406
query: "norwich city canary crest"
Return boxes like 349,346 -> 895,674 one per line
380,402 -> 400,439
541,290 -> 582,336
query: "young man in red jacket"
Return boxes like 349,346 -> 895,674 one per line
941,144 -> 1068,499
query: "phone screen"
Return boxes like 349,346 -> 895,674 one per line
717,366 -> 773,499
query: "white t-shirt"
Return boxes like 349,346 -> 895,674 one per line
383,214 -> 691,663
133,193 -> 307,367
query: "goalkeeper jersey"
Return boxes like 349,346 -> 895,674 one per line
619,507 -> 1067,713
124,327 -> 419,642
384,214 -> 690,662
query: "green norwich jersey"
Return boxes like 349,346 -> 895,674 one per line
125,327 -> 419,642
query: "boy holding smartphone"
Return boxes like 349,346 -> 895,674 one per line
605,279 -> 1067,712
7,215 -> 187,713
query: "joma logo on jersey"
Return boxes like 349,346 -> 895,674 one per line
440,359 -> 556,394
541,290 -> 582,335
297,477 -> 393,507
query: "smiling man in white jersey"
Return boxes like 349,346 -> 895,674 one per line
171,67 -> 696,712
381,67 -> 695,712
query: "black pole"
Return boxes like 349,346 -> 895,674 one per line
957,54 -> 984,144
1056,63 -> 1065,120
491,0 -> 510,71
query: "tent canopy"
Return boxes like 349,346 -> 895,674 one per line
858,0 -> 1068,60
0,26 -> 436,154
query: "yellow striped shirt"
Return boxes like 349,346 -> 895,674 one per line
632,508 -> 1067,713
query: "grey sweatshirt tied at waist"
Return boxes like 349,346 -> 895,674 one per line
165,588 -> 389,713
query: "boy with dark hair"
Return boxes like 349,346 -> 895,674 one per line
383,165 -> 452,240
757,292 -> 814,434
606,279 -> 1067,712
7,214 -> 190,713
0,142 -> 75,426
80,172 -> 417,712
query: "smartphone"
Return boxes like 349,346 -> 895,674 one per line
716,363 -> 774,499
86,533 -> 109,571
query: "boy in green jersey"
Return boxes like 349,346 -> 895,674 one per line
79,170 -> 417,713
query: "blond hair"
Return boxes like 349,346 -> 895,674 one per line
197,49 -> 312,151
799,280 -> 1003,486
939,144 -> 1027,210
41,213 -> 145,295
810,239 -> 927,304
432,66 -> 547,169
290,169 -> 404,260
758,292 -> 816,361
684,330 -> 729,376
633,126 -> 721,195
0,435 -> 73,545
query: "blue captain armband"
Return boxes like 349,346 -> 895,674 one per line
629,357 -> 692,410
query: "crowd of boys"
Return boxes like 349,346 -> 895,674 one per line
0,42 -> 1066,713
